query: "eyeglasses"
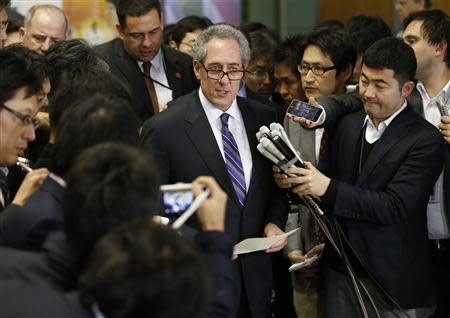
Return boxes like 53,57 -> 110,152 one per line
0,104 -> 40,129
200,62 -> 244,81
245,68 -> 274,78
297,63 -> 337,76
0,21 -> 8,32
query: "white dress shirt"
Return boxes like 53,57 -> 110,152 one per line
417,80 -> 450,239
138,49 -> 173,106
363,101 -> 407,143
0,167 -> 8,207
199,89 -> 252,190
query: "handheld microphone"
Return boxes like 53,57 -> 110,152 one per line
257,144 -> 280,164
256,126 -> 271,141
260,137 -> 286,161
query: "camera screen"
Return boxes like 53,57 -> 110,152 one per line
163,190 -> 194,215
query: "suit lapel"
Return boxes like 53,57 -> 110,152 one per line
163,46 -> 186,99
357,106 -> 414,186
184,93 -> 237,202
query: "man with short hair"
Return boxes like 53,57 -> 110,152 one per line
287,37 -> 443,317
0,50 -> 48,212
402,9 -> 450,317
19,4 -> 67,54
0,0 -> 9,48
274,26 -> 355,318
168,15 -> 212,56
96,0 -> 198,122
141,24 -> 289,318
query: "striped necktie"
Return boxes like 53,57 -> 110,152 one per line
220,113 -> 246,206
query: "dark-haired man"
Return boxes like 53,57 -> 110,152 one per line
168,15 -> 212,56
96,0 -> 198,122
285,37 -> 444,317
0,50 -> 48,213
402,9 -> 450,317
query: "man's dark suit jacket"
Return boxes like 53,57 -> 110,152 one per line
140,91 -> 289,318
95,38 -> 199,122
320,105 -> 444,308
0,177 -> 64,250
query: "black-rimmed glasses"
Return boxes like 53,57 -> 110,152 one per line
0,104 -> 40,129
297,63 -> 337,76
200,62 -> 244,81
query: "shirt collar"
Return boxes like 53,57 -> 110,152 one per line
198,89 -> 241,125
363,100 -> 408,130
137,48 -> 164,72
417,79 -> 450,106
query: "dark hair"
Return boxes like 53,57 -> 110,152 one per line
52,93 -> 139,176
363,37 -> 417,86
346,15 -> 391,54
271,34 -> 305,76
163,23 -> 175,45
4,44 -> 54,83
6,19 -> 23,33
0,0 -> 10,10
79,219 -> 211,318
171,15 -> 212,45
315,19 -> 345,30
63,143 -> 160,258
45,39 -> 109,92
403,9 -> 450,67
0,50 -> 41,105
116,0 -> 160,28
302,27 -> 356,75
248,30 -> 279,61
240,21 -> 280,45
48,70 -> 131,131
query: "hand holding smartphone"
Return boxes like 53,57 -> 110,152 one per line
286,99 -> 324,123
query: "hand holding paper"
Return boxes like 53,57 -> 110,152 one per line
233,227 -> 300,255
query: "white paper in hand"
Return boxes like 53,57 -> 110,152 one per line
288,254 -> 319,272
233,227 -> 300,255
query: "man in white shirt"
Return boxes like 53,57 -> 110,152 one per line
403,9 -> 450,317
140,24 -> 289,318
285,37 -> 444,317
96,0 -> 198,122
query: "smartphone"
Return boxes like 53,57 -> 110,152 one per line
287,99 -> 323,122
160,183 -> 194,216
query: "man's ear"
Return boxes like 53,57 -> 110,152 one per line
116,24 -> 124,40
435,40 -> 448,63
193,60 -> 201,79
19,27 -> 26,39
401,80 -> 415,98
169,40 -> 178,50
338,63 -> 353,82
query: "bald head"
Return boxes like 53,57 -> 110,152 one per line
20,5 -> 67,54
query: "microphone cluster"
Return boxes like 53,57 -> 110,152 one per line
256,123 -> 323,215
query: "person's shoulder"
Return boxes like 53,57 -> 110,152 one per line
143,91 -> 197,128
162,45 -> 193,64
95,38 -> 123,60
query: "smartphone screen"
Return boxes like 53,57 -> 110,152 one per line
287,99 -> 323,122
160,184 -> 194,216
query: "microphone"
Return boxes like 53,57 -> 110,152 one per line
437,101 -> 449,116
260,137 -> 287,161
142,72 -> 172,90
256,126 -> 271,141
257,144 -> 280,164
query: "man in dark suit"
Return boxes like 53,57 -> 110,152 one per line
140,24 -> 289,318
284,38 -> 444,317
95,0 -> 198,122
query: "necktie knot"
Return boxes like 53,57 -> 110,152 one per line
220,113 -> 230,128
